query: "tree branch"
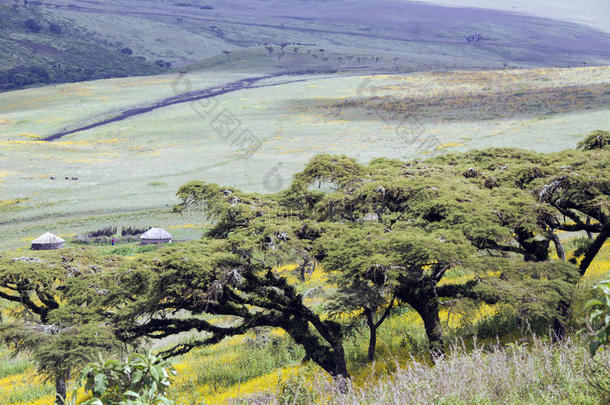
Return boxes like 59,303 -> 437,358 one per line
579,222 -> 610,275
374,297 -> 395,329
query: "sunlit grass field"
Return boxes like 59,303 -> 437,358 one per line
1,66 -> 609,250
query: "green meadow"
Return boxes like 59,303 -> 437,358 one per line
1,66 -> 609,250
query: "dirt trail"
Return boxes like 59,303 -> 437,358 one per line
42,72 -> 315,141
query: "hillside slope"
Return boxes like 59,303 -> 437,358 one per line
1,0 -> 610,91
0,3 -> 167,91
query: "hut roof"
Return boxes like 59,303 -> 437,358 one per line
140,227 -> 172,240
32,232 -> 65,244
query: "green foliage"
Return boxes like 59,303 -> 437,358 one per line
0,248 -> 125,402
72,351 -> 176,405
1,146 -> 607,393
166,147 -> 609,375
2,322 -> 118,379
578,130 -> 610,150
583,280 -> 610,356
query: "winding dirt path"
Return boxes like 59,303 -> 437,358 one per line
42,72 -> 316,141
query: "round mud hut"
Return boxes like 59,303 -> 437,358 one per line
31,232 -> 65,250
140,227 -> 172,245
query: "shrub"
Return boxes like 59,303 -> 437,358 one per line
578,130 -> 610,150
121,226 -> 149,236
49,23 -> 62,35
88,227 -> 117,238
71,351 -> 176,405
24,18 -> 42,33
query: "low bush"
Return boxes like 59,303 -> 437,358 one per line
23,18 -> 41,33
121,226 -> 149,236
88,227 -> 117,238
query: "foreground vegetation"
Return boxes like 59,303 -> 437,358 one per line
283,338 -> 610,405
0,133 -> 608,403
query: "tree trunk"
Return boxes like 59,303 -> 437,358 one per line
364,300 -> 394,362
585,216 -> 593,239
410,295 -> 444,356
517,231 -> 550,262
365,308 -> 377,362
579,222 -> 609,275
282,312 -> 350,385
549,232 -> 566,261
552,299 -> 570,342
55,373 -> 67,405
332,342 -> 350,380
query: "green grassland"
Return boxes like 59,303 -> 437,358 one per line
1,2 -> 609,403
0,66 -> 609,249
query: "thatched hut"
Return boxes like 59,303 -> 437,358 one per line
31,232 -> 65,250
140,227 -> 172,245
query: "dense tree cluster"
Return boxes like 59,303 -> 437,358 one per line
0,137 -> 608,401
118,140 -> 610,379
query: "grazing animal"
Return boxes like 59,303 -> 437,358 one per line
466,33 -> 482,43
71,177 -> 78,181
65,177 -> 69,180
50,176 -> 56,180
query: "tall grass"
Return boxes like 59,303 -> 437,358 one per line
275,338 -> 609,405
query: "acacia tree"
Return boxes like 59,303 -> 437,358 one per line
107,196 -> 352,383
168,166 -> 474,362
432,134 -> 609,337
0,250 -> 122,404
314,224 -> 398,362
279,147 -> 607,348
314,223 -> 472,359
95,142 -> 608,385
162,146 -> 606,366
279,154 -> 542,351
1,142 -> 605,399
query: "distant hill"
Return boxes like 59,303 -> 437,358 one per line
1,0 -> 610,91
0,3 -> 167,91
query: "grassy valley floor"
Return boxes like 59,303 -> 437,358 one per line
1,66 -> 609,249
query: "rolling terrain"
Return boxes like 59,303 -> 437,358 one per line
0,65 -> 608,249
0,3 -> 167,91
2,0 -> 610,90
0,2 -> 609,404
